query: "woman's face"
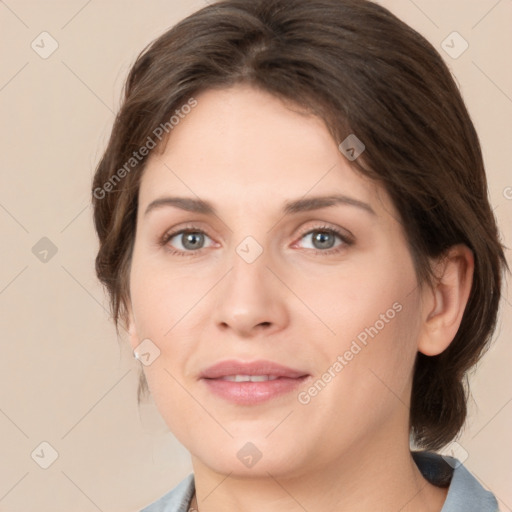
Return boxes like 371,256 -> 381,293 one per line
128,83 -> 425,477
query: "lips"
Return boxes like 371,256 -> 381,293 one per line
200,359 -> 310,405
200,359 -> 309,380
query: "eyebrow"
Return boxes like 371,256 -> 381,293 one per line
144,194 -> 376,217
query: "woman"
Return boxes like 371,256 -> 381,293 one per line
92,0 -> 507,510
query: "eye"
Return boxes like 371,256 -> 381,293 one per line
159,223 -> 354,257
295,225 -> 353,255
160,226 -> 215,256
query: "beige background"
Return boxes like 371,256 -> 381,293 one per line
0,0 -> 510,510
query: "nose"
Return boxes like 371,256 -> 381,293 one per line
212,243 -> 289,338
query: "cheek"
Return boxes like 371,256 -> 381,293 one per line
308,251 -> 421,406
129,252 -> 203,337
304,253 -> 417,350
342,285 -> 420,409
129,255 -> 208,436
300,296 -> 421,449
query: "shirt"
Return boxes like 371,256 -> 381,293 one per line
140,451 -> 499,511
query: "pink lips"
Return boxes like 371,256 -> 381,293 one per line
200,359 -> 310,405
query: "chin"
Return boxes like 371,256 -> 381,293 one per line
191,436 -> 309,479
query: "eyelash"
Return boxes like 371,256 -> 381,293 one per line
158,223 -> 354,258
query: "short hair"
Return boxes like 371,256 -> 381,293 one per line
92,0 -> 508,450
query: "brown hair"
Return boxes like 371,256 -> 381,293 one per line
92,0 -> 507,450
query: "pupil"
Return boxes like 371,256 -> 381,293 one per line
314,231 -> 334,249
183,232 -> 203,250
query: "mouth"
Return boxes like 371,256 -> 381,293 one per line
199,360 -> 310,405
216,374 -> 282,382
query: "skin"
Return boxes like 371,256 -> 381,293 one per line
126,83 -> 474,512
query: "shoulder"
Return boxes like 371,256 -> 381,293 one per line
413,451 -> 499,512
140,473 -> 195,512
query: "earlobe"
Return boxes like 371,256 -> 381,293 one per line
417,244 -> 474,356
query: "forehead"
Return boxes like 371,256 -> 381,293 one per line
138,84 -> 393,219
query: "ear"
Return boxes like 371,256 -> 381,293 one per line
417,244 -> 474,356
